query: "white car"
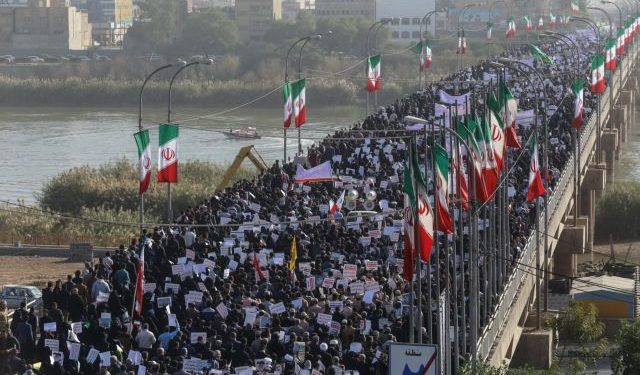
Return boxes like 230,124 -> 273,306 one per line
1,285 -> 42,311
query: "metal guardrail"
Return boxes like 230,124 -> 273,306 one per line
475,57 -> 632,360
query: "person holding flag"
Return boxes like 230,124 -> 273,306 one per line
329,190 -> 346,217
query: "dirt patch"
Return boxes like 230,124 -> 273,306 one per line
0,255 -> 92,288
578,241 -> 640,270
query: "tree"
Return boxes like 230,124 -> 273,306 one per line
124,0 -> 178,55
177,10 -> 239,56
550,301 -> 607,370
611,320 -> 640,374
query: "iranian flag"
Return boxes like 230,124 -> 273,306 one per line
292,79 -> 306,127
367,55 -> 382,92
283,81 -> 293,128
403,142 -> 434,262
591,55 -> 605,94
617,28 -> 625,56
500,81 -> 522,149
456,30 -> 466,54
506,18 -> 516,39
479,116 -> 499,199
624,20 -> 631,47
549,13 -> 556,28
488,93 -> 505,172
537,16 -> 544,30
158,124 -> 179,183
605,38 -> 617,71
524,16 -> 532,32
570,1 -> 579,13
452,144 -> 469,210
487,22 -> 493,40
636,15 -> 640,34
458,119 -> 489,202
329,190 -> 345,216
434,144 -> 453,234
134,246 -> 145,316
527,136 -> 546,202
402,194 -> 414,282
415,40 -> 432,70
571,78 -> 585,129
133,129 -> 152,194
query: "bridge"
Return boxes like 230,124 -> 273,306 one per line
478,46 -> 639,367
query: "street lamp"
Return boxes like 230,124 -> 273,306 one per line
164,58 -> 213,222
137,63 -> 176,236
418,8 -> 446,90
283,34 -> 323,163
364,18 -> 391,114
497,57 -> 549,332
457,4 -> 478,73
296,30 -> 332,156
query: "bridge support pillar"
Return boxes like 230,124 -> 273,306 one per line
601,130 -> 619,181
510,329 -> 553,370
611,106 -> 626,159
580,165 -> 606,253
553,222 -> 586,278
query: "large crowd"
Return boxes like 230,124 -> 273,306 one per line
0,30 -> 607,375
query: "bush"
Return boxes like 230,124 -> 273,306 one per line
595,182 -> 640,241
39,159 -> 256,219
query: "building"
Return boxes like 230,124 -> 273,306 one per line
281,0 -> 302,22
376,0 -> 435,43
235,0 -> 282,42
85,0 -> 132,46
0,0 -> 92,50
570,275 -> 638,319
315,0 -> 375,21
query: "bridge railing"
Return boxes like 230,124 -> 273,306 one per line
475,56 -> 629,360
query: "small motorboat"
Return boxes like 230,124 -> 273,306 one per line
223,127 -> 261,139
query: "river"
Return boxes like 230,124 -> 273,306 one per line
2,105 -> 639,204
0,106 -> 364,203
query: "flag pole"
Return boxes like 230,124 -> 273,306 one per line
408,137 -> 415,344
430,119 -> 440,348
414,134 -> 423,344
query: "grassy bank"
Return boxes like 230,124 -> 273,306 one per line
595,182 -> 640,241
0,77 -> 365,107
0,160 -> 256,247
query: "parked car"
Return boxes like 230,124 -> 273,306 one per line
1,285 -> 42,311
41,54 -> 60,63
0,55 -> 14,64
94,54 -> 111,61
26,56 -> 45,63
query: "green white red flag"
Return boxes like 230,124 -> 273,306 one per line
134,129 -> 152,194
434,144 -> 453,234
527,135 -> 546,202
292,79 -> 306,127
537,16 -> 544,30
367,55 -> 381,92
456,30 -> 466,54
506,18 -> 516,38
499,81 -> 521,149
570,1 -> 579,13
571,78 -> 585,128
488,93 -> 505,171
283,81 -> 293,128
134,246 -> 144,315
591,55 -> 605,94
158,124 -> 179,183
523,16 -> 532,32
403,142 -> 434,263
605,38 -> 617,71
458,119 -> 490,202
415,40 -> 432,70
617,28 -> 625,56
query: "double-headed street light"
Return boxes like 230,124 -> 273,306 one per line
164,58 -> 214,222
457,4 -> 479,72
418,8 -> 446,90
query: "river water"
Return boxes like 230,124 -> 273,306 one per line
0,106 -> 364,203
1,105 -> 639,203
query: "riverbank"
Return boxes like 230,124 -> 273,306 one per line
0,76 -> 409,108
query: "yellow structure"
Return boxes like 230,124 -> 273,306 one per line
570,275 -> 636,319
215,145 -> 269,192
235,0 -> 282,42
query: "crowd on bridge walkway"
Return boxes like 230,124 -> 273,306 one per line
0,30 -> 607,375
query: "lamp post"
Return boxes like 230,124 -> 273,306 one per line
284,34 -> 322,164
296,31 -> 332,156
497,57 -> 549,331
588,7 -> 616,167
138,63 -> 175,237
418,8 -> 446,90
165,58 -> 213,222
365,18 -> 391,114
457,4 -> 478,72
404,115 -> 476,370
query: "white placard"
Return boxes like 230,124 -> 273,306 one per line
44,322 -> 57,332
322,277 -> 336,289
190,332 -> 207,344
316,313 -> 332,326
67,341 -> 81,361
45,339 -> 59,352
71,322 -> 83,334
216,302 -> 229,319
269,302 -> 286,315
343,264 -> 357,280
127,350 -> 142,365
86,348 -> 99,364
99,351 -> 111,367
164,283 -> 180,293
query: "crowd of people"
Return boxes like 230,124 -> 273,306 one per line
0,30 -> 608,375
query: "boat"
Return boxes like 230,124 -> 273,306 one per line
223,127 -> 261,139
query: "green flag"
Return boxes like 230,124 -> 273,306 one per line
529,44 -> 554,65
